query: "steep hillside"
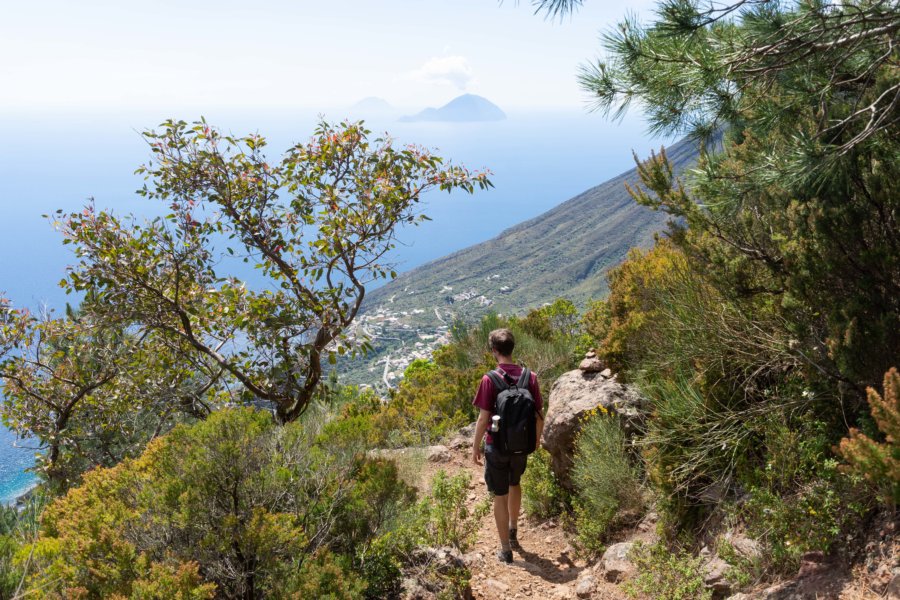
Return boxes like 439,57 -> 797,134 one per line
341,136 -> 700,385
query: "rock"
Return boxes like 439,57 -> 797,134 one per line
601,542 -> 636,582
703,557 -> 731,595
600,368 -> 613,378
458,421 -> 477,438
579,357 -> 604,372
543,370 -> 646,486
447,422 -> 477,450
484,579 -> 510,595
426,445 -> 451,463
401,547 -> 472,600
722,533 -> 761,561
448,436 -> 469,450
725,595 -> 749,600
552,586 -> 575,599
461,551 -> 483,567
575,575 -> 596,598
585,350 -> 597,358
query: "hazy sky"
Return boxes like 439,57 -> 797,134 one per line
1,0 -> 657,112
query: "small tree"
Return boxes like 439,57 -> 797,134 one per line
0,314 -> 124,488
0,309 -> 226,490
61,119 -> 491,423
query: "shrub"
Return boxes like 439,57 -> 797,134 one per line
521,448 -> 565,519
273,550 -> 366,600
595,240 -> 689,376
624,542 -> 712,600
638,375 -> 760,522
837,367 -> 900,503
571,411 -> 644,554
738,415 -> 871,573
412,471 -> 487,553
0,492 -> 46,599
24,407 -> 416,599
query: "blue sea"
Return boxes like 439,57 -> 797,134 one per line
0,428 -> 37,504
0,108 -> 674,501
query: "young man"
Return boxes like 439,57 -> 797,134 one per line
471,328 -> 544,563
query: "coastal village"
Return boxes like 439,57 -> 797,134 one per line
346,277 -> 510,389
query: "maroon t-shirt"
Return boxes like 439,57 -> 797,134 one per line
473,363 -> 543,445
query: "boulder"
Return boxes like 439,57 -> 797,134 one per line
543,370 -> 646,486
722,534 -> 761,561
702,556 -> 732,596
579,357 -> 604,373
426,445 -> 451,463
601,542 -> 636,582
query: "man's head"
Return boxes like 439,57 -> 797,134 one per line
489,328 -> 515,358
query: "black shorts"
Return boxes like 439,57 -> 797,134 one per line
484,444 -> 528,496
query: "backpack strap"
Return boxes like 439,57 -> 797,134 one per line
486,370 -> 509,393
516,368 -> 531,390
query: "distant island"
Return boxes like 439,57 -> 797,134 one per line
399,94 -> 506,122
348,96 -> 397,118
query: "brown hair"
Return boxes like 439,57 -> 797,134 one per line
489,328 -> 515,357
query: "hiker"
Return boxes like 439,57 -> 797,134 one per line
472,328 -> 544,563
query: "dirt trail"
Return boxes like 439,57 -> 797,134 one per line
426,444 -> 627,600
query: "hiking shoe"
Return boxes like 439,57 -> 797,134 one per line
509,528 -> 519,548
497,548 -> 513,564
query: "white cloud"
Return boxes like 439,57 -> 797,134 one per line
408,56 -> 475,91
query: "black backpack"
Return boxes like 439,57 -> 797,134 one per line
486,368 -> 537,456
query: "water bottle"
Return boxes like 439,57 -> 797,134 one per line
491,415 -> 501,432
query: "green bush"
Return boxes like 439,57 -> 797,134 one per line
274,550 -> 366,600
624,542 -> 712,600
412,470 -> 488,553
521,448 -> 565,519
571,410 -> 644,554
24,407 -> 417,599
737,416 -> 871,573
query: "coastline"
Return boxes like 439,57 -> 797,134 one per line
1,479 -> 38,508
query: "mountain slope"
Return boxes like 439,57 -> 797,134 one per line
342,136 -> 700,384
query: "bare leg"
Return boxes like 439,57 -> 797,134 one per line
508,484 -> 522,529
493,494 -> 510,545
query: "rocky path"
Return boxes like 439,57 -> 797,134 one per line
424,443 -> 627,600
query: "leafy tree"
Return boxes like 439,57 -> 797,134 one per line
0,313 -> 126,489
60,119 -> 491,424
0,310 -> 226,491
